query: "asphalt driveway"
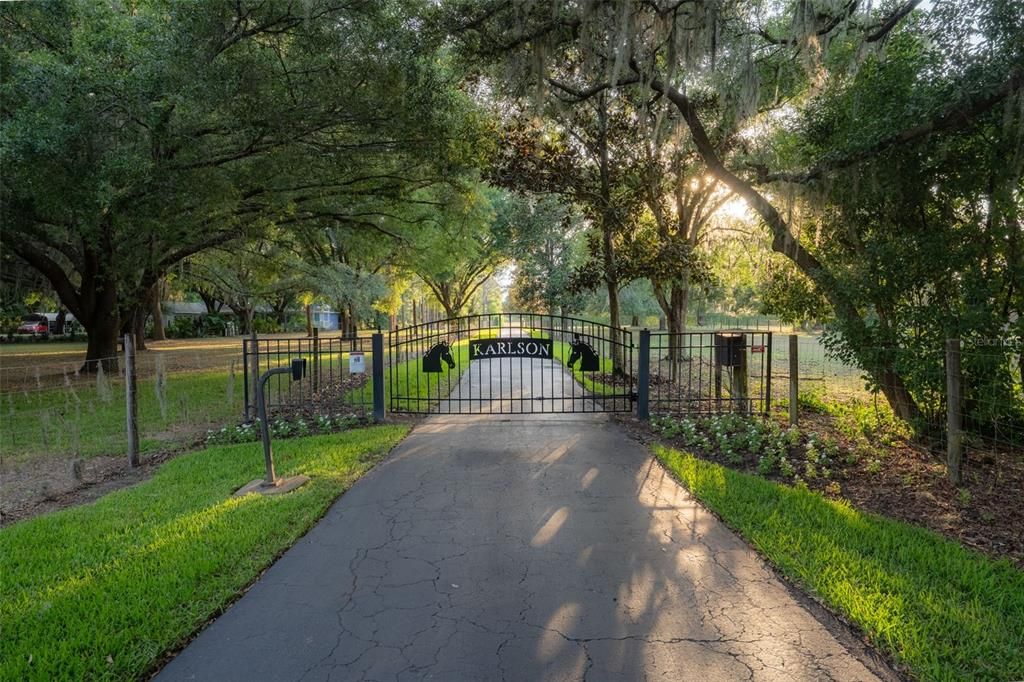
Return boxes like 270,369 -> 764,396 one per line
157,413 -> 890,681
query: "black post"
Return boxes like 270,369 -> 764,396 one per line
249,329 -> 259,421
242,338 -> 249,420
637,329 -> 650,420
256,369 -> 278,487
372,332 -> 385,422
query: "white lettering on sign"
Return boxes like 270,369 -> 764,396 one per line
349,351 -> 366,374
469,338 -> 553,359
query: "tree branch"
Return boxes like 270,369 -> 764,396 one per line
866,0 -> 922,42
746,66 -> 1024,184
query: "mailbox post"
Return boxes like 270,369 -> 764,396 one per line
235,357 -> 310,496
714,333 -> 749,414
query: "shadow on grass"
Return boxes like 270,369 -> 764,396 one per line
0,426 -> 409,681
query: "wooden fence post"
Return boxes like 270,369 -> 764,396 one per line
124,333 -> 139,467
946,337 -> 963,485
789,334 -> 799,426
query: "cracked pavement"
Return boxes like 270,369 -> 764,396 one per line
157,412 -> 891,681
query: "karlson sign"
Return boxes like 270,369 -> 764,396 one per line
469,337 -> 552,359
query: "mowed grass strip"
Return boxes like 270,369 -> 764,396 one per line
1,426 -> 409,681
652,444 -> 1024,681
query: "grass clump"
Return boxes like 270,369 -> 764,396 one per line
1,426 -> 408,681
653,443 -> 1024,681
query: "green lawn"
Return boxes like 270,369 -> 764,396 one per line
652,444 -> 1024,681
0,426 -> 408,681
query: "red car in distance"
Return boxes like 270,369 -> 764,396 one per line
16,315 -> 51,337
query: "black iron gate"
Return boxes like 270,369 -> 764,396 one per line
388,313 -> 634,414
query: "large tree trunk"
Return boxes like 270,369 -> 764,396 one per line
338,301 -> 349,334
606,278 -> 624,376
229,303 -> 253,334
84,318 -> 121,374
79,273 -> 121,373
667,284 -> 689,381
82,306 -> 121,374
877,368 -> 921,423
118,303 -> 147,351
653,280 -> 690,381
133,307 -> 147,350
272,295 -> 292,325
150,283 -> 166,341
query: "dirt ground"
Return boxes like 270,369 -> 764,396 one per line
0,446 -> 188,526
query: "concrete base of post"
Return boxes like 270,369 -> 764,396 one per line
233,474 -> 310,498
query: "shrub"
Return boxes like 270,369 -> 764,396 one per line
167,316 -> 200,338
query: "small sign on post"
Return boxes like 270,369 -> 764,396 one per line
349,351 -> 366,374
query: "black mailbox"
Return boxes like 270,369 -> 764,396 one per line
714,333 -> 746,367
291,358 -> 307,380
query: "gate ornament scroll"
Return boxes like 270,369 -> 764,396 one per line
423,341 -> 456,373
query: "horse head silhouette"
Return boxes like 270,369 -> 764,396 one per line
422,341 -> 456,373
566,334 -> 600,372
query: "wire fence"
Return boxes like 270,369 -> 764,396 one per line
2,330 -> 1019,481
0,346 -> 245,465
767,336 -> 1023,462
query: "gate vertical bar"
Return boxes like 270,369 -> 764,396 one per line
249,329 -> 260,421
638,329 -> 650,420
788,334 -> 799,426
372,332 -> 385,422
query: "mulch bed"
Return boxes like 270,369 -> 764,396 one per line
617,410 -> 1024,568
1,447 -> 186,527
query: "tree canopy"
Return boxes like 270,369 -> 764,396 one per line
3,0 -> 1022,430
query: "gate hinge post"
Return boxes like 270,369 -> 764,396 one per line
637,329 -> 650,420
372,332 -> 385,422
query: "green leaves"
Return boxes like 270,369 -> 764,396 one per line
2,0 -> 490,356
